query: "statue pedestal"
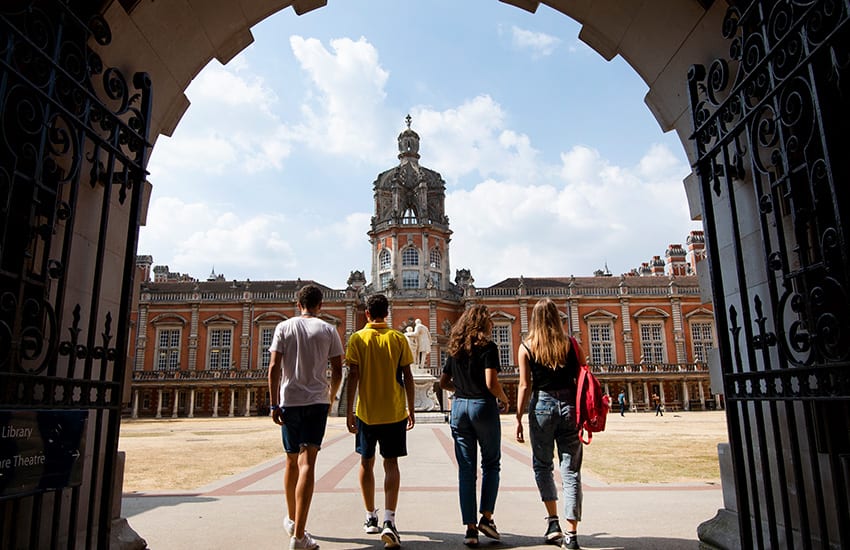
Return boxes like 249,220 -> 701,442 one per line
411,370 -> 439,411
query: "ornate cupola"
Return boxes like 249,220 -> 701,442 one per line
369,115 -> 452,292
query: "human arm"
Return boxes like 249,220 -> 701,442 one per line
515,344 -> 532,442
484,369 -> 509,411
328,355 -> 343,411
439,372 -> 454,392
268,351 -> 284,426
345,362 -> 359,434
401,363 -> 416,430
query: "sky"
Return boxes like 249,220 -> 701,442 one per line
138,0 -> 702,289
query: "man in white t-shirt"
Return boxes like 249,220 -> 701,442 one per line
268,284 -> 344,550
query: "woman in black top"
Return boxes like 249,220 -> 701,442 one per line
516,298 -> 585,550
440,305 -> 509,547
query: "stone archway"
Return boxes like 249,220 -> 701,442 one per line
2,1 -> 848,548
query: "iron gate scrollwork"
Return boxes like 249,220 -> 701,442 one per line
688,0 -> 849,548
0,1 -> 151,548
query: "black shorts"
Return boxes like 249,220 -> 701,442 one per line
355,417 -> 408,459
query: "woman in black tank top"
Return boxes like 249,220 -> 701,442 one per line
515,299 -> 585,550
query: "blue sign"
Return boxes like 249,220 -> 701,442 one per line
0,410 -> 87,499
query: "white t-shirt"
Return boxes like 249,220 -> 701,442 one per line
269,316 -> 344,407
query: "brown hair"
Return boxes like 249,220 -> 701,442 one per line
525,298 -> 570,369
447,304 -> 493,357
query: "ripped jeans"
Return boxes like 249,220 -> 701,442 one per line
528,389 -> 583,521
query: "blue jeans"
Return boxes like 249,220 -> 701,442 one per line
450,397 -> 502,525
528,390 -> 583,521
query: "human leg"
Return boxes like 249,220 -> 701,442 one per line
528,392 -> 559,503
472,399 -> 501,519
293,445 -> 320,538
554,400 -> 583,548
450,398 -> 480,527
284,453 -> 298,532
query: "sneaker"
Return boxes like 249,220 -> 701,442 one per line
363,516 -> 380,534
284,517 -> 295,537
477,516 -> 500,540
545,517 -> 563,543
561,533 -> 580,550
464,527 -> 479,547
380,520 -> 401,548
289,532 -> 319,550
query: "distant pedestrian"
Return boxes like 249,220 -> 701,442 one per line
653,393 -> 664,416
267,284 -> 344,550
345,294 -> 416,549
440,304 -> 510,547
618,390 -> 627,416
516,298 -> 585,549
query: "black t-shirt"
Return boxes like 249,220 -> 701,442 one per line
524,341 -> 578,397
442,341 -> 501,400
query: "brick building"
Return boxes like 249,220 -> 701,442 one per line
128,119 -> 718,418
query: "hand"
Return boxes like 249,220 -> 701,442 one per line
271,408 -> 284,426
497,399 -> 508,413
515,419 -> 525,443
346,414 -> 358,434
406,411 -> 416,430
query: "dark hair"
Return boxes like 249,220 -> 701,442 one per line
297,284 -> 323,310
365,294 -> 389,319
447,304 -> 492,357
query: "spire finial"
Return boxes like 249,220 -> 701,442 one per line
405,114 -> 412,129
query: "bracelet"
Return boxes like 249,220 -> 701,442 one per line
270,404 -> 280,412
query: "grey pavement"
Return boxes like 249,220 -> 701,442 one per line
121,416 -> 723,550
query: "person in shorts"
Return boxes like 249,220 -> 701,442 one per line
345,294 -> 415,549
268,284 -> 344,550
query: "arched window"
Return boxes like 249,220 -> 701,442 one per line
402,207 -> 417,224
379,249 -> 391,270
402,247 -> 419,266
429,248 -> 441,269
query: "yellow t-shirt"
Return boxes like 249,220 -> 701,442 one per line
345,322 -> 414,425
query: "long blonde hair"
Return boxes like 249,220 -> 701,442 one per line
447,304 -> 492,357
525,298 -> 570,369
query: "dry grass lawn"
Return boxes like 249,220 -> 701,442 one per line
119,410 -> 728,492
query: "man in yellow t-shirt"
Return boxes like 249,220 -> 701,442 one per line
345,294 -> 415,549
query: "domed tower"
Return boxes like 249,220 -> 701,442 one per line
369,115 -> 451,291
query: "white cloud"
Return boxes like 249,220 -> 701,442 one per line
446,143 -> 698,285
511,26 -> 561,58
289,36 -> 393,162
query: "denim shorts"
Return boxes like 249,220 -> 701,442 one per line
355,417 -> 408,459
280,403 -> 330,453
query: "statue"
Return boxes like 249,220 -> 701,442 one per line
404,326 -> 419,359
413,319 -> 431,371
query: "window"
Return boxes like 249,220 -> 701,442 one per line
430,272 -> 442,288
491,323 -> 512,367
640,322 -> 665,363
208,328 -> 232,370
429,248 -> 441,269
156,328 -> 180,371
588,322 -> 614,364
379,249 -> 391,270
691,322 -> 714,362
380,272 -> 392,289
259,327 -> 274,369
402,247 -> 419,266
402,207 -> 417,224
402,270 -> 419,289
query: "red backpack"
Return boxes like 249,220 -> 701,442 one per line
572,337 -> 610,444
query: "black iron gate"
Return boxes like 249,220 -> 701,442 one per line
688,0 -> 849,548
0,1 -> 151,548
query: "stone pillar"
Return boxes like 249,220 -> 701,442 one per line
131,390 -> 139,419
229,388 -> 236,417
659,381 -> 666,407
171,389 -> 179,418
643,381 -> 650,410
155,389 -> 163,418
244,388 -> 252,416
627,381 -> 635,412
213,389 -> 219,417
188,389 -> 195,418
682,380 -> 690,411
698,380 -> 706,409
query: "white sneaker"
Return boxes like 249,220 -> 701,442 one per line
284,517 -> 295,536
289,532 -> 319,550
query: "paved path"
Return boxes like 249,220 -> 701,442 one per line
121,417 -> 722,549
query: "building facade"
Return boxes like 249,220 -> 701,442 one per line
127,120 -> 718,418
